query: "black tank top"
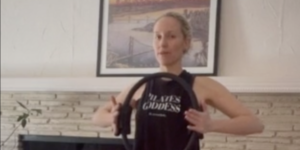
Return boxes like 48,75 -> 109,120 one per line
133,70 -> 202,150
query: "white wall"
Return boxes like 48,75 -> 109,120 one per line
1,0 -> 300,78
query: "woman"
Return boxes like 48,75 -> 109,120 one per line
92,12 -> 264,150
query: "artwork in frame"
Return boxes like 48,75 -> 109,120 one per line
97,0 -> 221,77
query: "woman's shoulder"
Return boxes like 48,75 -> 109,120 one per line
194,76 -> 219,87
193,76 -> 229,94
193,76 -> 234,103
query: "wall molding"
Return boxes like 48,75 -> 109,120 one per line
1,77 -> 300,93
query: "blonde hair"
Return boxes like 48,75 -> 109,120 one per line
155,12 -> 192,53
155,12 -> 192,39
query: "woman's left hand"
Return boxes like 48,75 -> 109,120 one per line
184,100 -> 212,134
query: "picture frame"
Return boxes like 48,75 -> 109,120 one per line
97,0 -> 221,77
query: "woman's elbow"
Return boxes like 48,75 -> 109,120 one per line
91,113 -> 99,124
257,120 -> 265,133
252,116 -> 265,134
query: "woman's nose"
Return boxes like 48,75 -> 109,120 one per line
159,38 -> 168,47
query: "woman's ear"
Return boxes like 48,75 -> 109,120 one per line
184,37 -> 192,53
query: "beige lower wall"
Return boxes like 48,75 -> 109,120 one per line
1,92 -> 300,150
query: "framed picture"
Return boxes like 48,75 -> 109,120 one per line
97,0 -> 221,77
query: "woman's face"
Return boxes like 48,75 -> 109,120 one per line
152,16 -> 190,66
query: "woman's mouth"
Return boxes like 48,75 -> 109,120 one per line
158,51 -> 170,55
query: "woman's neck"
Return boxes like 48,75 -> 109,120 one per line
159,63 -> 183,76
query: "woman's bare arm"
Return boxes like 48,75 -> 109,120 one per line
92,82 -> 145,127
194,77 -> 264,135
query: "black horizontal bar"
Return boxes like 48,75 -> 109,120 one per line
20,135 -> 134,145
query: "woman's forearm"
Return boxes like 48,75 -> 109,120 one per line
209,115 -> 264,135
92,110 -> 113,127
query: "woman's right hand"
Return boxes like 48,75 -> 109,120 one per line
110,95 -> 138,135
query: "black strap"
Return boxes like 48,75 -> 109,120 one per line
180,70 -> 196,87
